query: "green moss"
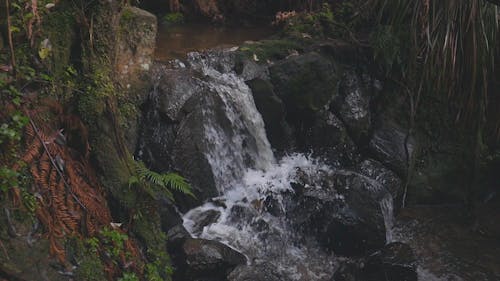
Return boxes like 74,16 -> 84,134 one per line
120,8 -> 136,25
133,205 -> 173,280
69,239 -> 106,281
42,6 -> 76,79
74,254 -> 106,281
239,39 -> 303,62
161,12 -> 184,25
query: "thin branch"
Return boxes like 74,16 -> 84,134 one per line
5,0 -> 16,74
25,114 -> 90,214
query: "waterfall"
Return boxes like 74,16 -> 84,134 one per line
181,50 -> 336,280
380,193 -> 395,244
187,51 -> 275,192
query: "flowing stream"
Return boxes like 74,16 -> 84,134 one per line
180,50 -> 338,280
146,27 -> 500,281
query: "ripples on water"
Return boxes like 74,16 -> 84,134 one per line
155,23 -> 274,61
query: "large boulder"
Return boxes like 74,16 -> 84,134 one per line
289,160 -> 401,256
268,52 -> 341,152
369,121 -> 416,175
246,78 -> 293,151
269,52 -> 339,115
172,238 -> 247,281
115,7 -> 157,87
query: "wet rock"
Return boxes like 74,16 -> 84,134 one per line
290,167 -> 396,256
362,242 -> 417,281
305,110 -> 359,167
369,121 -> 416,175
228,263 -> 285,281
356,159 -> 402,204
330,70 -> 376,143
171,90 -> 220,203
189,209 -> 222,236
263,195 -> 284,217
332,260 -> 363,281
270,52 -> 339,113
156,68 -> 202,122
247,78 -> 293,151
236,58 -> 269,81
159,198 -> 184,231
269,52 -> 342,153
174,238 -> 247,281
229,204 -> 257,223
166,224 -> 191,246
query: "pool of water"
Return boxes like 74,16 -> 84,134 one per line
155,23 -> 275,61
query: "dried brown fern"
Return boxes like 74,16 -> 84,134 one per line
8,99 -> 142,274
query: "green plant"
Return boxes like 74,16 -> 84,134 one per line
162,12 -> 184,25
100,227 -> 128,259
370,0 -> 498,116
0,167 -> 20,193
129,161 -> 195,201
118,272 -> 140,281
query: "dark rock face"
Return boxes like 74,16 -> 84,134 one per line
332,261 -> 363,281
362,242 -> 417,281
173,238 -> 247,281
228,263 -> 285,281
369,121 -> 416,175
269,52 -> 339,114
290,161 -> 399,256
305,110 -> 359,167
331,70 -> 377,144
247,78 -> 293,151
186,209 -> 222,236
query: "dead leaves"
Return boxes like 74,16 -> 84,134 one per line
15,100 -> 113,263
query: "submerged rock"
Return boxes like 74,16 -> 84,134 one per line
173,238 -> 247,281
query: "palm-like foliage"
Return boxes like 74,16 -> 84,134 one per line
371,0 -> 498,123
129,161 -> 195,201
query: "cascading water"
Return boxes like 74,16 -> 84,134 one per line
186,51 -> 275,191
179,49 -> 337,280
142,47 -> 398,280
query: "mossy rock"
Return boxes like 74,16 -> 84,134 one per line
269,52 -> 339,113
239,39 -> 303,62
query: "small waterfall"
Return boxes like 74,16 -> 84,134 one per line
180,49 -> 336,280
187,51 -> 275,191
380,193 -> 395,243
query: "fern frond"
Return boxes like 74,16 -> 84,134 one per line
162,173 -> 195,198
131,161 -> 195,200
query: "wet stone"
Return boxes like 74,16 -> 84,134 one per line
362,242 -> 417,281
174,238 -> 247,281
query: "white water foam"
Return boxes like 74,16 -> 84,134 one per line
184,154 -> 336,280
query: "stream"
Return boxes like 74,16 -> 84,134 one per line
137,24 -> 500,281
155,23 -> 274,61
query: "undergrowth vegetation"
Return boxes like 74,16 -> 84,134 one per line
1,0 -> 191,280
